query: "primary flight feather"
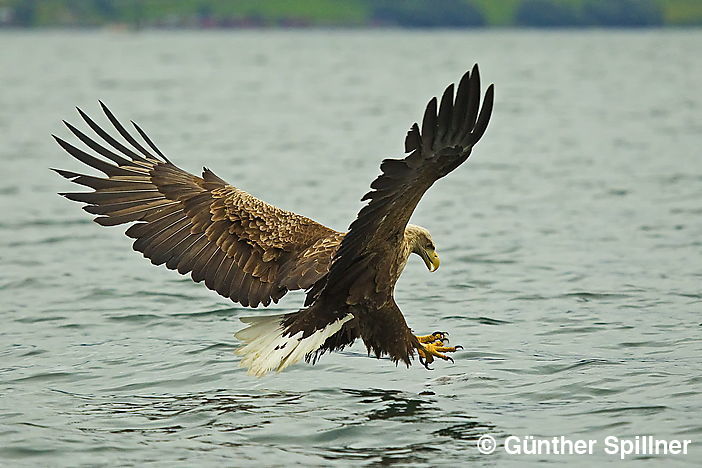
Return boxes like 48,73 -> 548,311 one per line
55,65 -> 494,376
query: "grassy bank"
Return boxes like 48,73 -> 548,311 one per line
1,0 -> 700,28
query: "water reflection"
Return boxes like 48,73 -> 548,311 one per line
69,387 -> 498,463
330,388 -> 497,463
343,388 -> 436,421
78,389 -> 303,432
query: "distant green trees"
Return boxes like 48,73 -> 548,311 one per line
0,0 -> 688,28
372,0 -> 485,27
515,0 -> 580,27
8,0 -> 36,26
516,0 -> 663,27
582,0 -> 662,26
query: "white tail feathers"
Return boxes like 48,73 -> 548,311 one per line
234,313 -> 353,377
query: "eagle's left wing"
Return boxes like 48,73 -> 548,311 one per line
54,103 -> 344,308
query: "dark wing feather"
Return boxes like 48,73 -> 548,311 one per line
322,64 -> 494,298
55,104 -> 344,307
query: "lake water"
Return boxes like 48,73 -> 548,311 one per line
1,30 -> 700,466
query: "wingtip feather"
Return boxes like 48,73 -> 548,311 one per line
51,167 -> 77,179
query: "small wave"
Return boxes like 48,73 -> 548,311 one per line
7,372 -> 79,384
559,292 -> 633,301
106,313 -> 163,323
172,307 -> 244,318
469,316 -> 511,325
582,405 -> 668,416
550,358 -> 620,374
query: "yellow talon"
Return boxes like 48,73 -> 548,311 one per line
416,331 -> 449,344
416,340 -> 462,370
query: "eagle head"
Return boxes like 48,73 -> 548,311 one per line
405,224 -> 440,272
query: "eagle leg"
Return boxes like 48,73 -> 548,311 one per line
416,331 -> 449,344
416,340 -> 463,370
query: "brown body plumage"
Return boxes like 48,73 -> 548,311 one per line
55,65 -> 494,375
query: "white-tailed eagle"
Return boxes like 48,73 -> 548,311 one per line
55,65 -> 494,376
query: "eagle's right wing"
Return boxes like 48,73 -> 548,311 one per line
314,65 -> 493,304
54,103 -> 342,307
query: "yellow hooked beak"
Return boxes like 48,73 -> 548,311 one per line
420,248 -> 441,272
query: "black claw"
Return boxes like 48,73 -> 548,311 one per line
455,345 -> 464,350
447,357 -> 454,364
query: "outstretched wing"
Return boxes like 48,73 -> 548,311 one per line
54,102 -> 342,307
320,64 -> 494,299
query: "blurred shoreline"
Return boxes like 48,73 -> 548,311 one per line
1,25 -> 701,33
2,0 -> 701,30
